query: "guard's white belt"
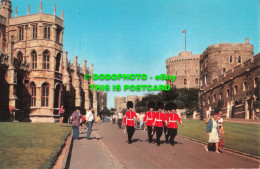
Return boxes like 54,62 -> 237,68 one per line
147,118 -> 153,120
127,119 -> 134,120
156,120 -> 162,121
169,120 -> 176,122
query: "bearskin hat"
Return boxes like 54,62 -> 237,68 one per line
156,101 -> 164,110
164,102 -> 172,111
127,101 -> 133,109
171,102 -> 177,110
147,101 -> 155,109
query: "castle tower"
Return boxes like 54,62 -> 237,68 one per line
166,51 -> 200,89
0,0 -> 12,23
200,39 -> 254,85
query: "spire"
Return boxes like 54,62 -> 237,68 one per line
83,60 -> 87,74
74,56 -> 79,78
27,4 -> 30,15
53,4 -> 56,16
15,6 -> 17,17
39,1 -> 42,13
60,9 -> 64,20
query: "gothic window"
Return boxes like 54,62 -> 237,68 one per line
208,97 -> 210,104
44,26 -> 51,39
41,83 -> 49,107
195,78 -> 198,84
31,50 -> 37,69
243,81 -> 247,91
55,53 -> 61,71
230,56 -> 232,63
19,27 -> 24,41
254,77 -> 258,88
234,85 -> 238,94
184,79 -> 187,85
17,51 -> 23,62
32,25 -> 37,39
226,89 -> 230,98
31,82 -> 36,107
213,95 -> 216,102
238,56 -> 241,63
56,27 -> 62,42
42,50 -> 50,69
220,92 -> 222,99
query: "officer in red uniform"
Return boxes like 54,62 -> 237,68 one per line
163,104 -> 170,143
153,101 -> 166,146
123,101 -> 138,144
144,101 -> 156,143
167,102 -> 184,146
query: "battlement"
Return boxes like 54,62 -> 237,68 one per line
202,53 -> 260,91
166,51 -> 200,65
201,39 -> 254,60
7,2 -> 63,26
9,13 -> 63,27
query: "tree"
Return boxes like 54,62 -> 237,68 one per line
99,107 -> 111,115
135,100 -> 147,113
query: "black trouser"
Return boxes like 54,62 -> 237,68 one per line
155,126 -> 163,145
163,126 -> 169,142
147,126 -> 154,142
127,126 -> 135,142
118,119 -> 122,128
168,128 -> 177,145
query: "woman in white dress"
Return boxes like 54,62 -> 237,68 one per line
204,111 -> 220,153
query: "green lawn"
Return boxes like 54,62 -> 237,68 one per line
0,123 -> 71,169
178,119 -> 260,157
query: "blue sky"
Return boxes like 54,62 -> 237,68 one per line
12,0 -> 259,108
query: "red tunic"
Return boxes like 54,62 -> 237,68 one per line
144,111 -> 156,126
154,112 -> 165,127
168,113 -> 182,129
164,113 -> 169,126
123,111 -> 138,127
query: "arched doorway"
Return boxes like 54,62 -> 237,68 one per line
54,83 -> 61,108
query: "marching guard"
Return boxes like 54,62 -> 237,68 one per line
144,101 -> 156,143
167,102 -> 184,146
123,101 -> 138,144
153,101 -> 166,146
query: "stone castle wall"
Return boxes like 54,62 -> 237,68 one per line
166,51 -> 200,89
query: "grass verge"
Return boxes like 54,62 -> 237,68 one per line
178,119 -> 260,157
0,122 -> 71,169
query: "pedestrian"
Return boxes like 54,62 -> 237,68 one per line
217,111 -> 224,151
153,101 -> 166,146
72,108 -> 80,140
112,113 -> 116,124
144,101 -> 156,143
79,114 -> 86,133
167,102 -> 184,146
117,111 -> 123,128
59,105 -> 65,126
86,107 -> 94,140
204,111 -> 220,153
139,112 -> 144,130
123,101 -> 138,144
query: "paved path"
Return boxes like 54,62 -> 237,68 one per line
68,123 -> 259,169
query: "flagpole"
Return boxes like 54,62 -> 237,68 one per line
185,29 -> 186,52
